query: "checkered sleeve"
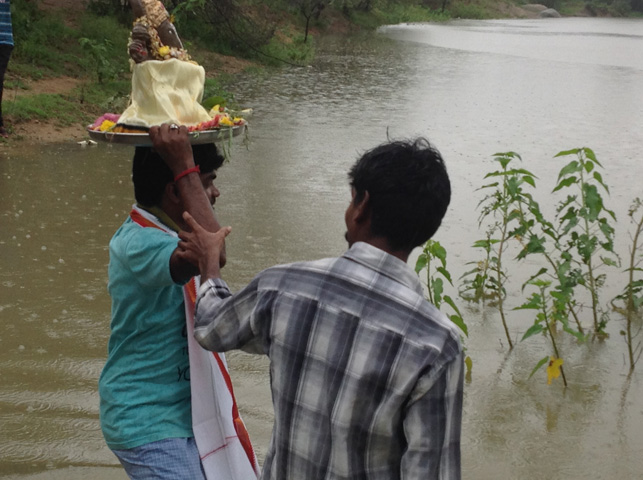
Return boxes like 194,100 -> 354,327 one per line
194,276 -> 267,354
401,351 -> 464,480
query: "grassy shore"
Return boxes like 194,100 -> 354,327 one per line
0,0 -> 623,144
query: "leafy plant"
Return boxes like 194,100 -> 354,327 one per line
613,198 -> 643,370
79,37 -> 119,84
460,151 -> 537,349
459,233 -> 495,303
552,147 -> 619,336
517,277 -> 568,387
415,240 -> 468,336
416,240 -> 472,376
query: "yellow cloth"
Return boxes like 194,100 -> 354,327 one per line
118,59 -> 212,128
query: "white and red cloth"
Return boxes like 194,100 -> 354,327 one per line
130,205 -> 259,480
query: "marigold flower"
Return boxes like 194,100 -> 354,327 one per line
99,120 -> 116,132
219,116 -> 234,127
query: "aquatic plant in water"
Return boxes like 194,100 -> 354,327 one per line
612,198 -> 643,371
550,147 -> 619,336
415,240 -> 472,376
424,147 -> 630,387
459,151 -> 537,350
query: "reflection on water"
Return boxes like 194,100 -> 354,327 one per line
1,18 -> 643,479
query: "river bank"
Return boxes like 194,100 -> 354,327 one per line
0,0 -> 607,147
1,50 -> 254,145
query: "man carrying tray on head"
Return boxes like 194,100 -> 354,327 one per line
98,124 -> 259,480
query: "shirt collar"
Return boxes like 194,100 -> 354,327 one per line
343,242 -> 424,296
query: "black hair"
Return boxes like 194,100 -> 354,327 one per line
132,143 -> 224,207
348,137 -> 451,251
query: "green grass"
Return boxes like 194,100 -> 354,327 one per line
7,1 -> 135,125
77,79 -> 132,113
4,93 -> 88,125
259,32 -> 315,66
347,4 -> 450,29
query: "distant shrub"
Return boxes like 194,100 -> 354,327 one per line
447,2 -> 491,18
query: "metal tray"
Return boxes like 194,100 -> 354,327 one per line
87,124 -> 246,146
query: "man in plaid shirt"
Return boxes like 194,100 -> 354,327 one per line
179,137 -> 463,480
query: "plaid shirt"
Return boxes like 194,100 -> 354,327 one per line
195,242 -> 463,480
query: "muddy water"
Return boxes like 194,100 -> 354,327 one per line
1,18 -> 642,479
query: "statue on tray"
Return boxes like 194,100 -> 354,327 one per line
128,0 -> 191,63
88,0 -> 248,136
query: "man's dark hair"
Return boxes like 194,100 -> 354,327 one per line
348,137 -> 451,251
132,143 -> 224,207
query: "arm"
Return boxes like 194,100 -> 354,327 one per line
401,353 -> 464,480
179,211 -> 267,354
193,276 -> 266,354
149,124 -> 221,234
149,124 -> 226,281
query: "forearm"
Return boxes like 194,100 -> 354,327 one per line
172,164 -> 227,272
149,123 -> 221,234
194,277 -> 265,354
173,166 -> 221,234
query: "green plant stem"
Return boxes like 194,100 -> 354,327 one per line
579,167 -> 601,334
626,211 -> 643,370
516,200 -> 585,335
587,255 -> 600,333
425,257 -> 434,305
543,248 -> 585,335
568,300 -> 584,335
496,220 -> 513,349
542,293 -> 568,387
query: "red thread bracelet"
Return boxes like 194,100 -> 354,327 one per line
174,165 -> 200,182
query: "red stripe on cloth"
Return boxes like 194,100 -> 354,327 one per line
211,351 -> 258,469
130,208 -> 162,230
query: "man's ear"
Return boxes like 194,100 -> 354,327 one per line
165,182 -> 181,204
353,190 -> 371,224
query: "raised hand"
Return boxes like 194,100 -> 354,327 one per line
178,211 -> 232,280
149,123 -> 194,175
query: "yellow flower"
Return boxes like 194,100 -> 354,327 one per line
219,116 -> 234,127
546,356 -> 564,385
158,46 -> 170,57
99,120 -> 116,132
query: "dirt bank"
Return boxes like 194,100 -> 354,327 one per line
0,2 -> 582,147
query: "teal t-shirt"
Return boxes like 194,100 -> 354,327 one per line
99,217 -> 193,450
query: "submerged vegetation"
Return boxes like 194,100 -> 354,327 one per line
416,147 -> 643,387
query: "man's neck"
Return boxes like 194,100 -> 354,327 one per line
137,204 -> 180,232
358,237 -> 410,263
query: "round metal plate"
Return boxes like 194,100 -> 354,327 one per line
87,124 -> 246,146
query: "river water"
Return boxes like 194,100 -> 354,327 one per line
1,18 -> 642,479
